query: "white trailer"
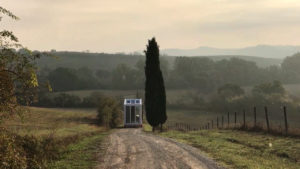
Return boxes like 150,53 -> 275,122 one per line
124,99 -> 143,127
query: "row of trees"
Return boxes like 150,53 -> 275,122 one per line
32,92 -> 104,108
39,52 -> 300,93
172,80 -> 298,119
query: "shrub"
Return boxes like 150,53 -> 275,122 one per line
81,92 -> 104,107
0,128 -> 63,169
97,97 -> 122,128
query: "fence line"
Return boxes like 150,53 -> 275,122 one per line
166,106 -> 296,136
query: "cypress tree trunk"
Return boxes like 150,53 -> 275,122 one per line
144,37 -> 167,131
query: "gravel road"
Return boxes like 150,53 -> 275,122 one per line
96,128 -> 223,169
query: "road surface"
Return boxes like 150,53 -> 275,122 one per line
97,128 -> 223,169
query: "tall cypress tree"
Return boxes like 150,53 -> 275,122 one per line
144,37 -> 167,131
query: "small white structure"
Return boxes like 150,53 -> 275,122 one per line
124,99 -> 143,127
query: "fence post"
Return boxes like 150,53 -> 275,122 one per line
208,122 -> 210,129
222,115 -> 224,128
254,107 -> 256,128
243,109 -> 246,128
217,117 -> 219,128
284,106 -> 288,135
264,106 -> 270,132
227,112 -> 230,128
234,112 -> 237,128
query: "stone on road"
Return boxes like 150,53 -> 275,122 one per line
97,128 -> 223,169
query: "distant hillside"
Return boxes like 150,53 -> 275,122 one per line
199,55 -> 282,67
162,45 -> 300,59
37,51 -> 283,71
37,51 -> 145,71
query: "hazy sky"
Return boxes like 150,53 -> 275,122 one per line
1,0 -> 300,53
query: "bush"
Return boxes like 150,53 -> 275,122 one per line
53,93 -> 81,107
0,128 -> 62,169
0,129 -> 27,169
97,97 -> 122,128
33,92 -> 104,108
81,92 -> 104,107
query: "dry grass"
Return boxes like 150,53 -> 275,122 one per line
161,129 -> 300,169
1,107 -> 103,138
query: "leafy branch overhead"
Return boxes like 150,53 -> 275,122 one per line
0,6 -> 44,121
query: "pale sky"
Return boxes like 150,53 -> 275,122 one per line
1,0 -> 300,53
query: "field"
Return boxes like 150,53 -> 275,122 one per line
166,108 -> 300,133
159,129 -> 300,169
3,107 -> 102,137
55,86 -> 300,131
54,83 -> 300,101
1,107 -> 108,168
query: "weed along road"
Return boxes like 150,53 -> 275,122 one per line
97,128 -> 223,169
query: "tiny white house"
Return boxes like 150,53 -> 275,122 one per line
124,99 -> 143,127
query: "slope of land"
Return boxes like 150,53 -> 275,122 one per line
160,129 -> 300,169
37,51 -> 283,71
162,45 -> 300,59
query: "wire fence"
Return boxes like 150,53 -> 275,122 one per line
166,106 -> 300,136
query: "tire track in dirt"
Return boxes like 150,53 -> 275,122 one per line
96,128 -> 224,169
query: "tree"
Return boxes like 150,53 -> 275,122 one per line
111,64 -> 136,89
252,80 -> 285,95
47,67 -> 81,91
281,53 -> 300,83
218,84 -> 245,98
144,37 -> 167,132
0,6 -> 42,121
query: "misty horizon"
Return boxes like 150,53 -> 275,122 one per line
2,0 -> 300,53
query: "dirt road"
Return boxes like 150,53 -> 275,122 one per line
97,128 -> 223,169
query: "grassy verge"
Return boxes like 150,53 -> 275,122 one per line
160,129 -> 300,169
49,132 -> 109,169
1,107 -> 108,168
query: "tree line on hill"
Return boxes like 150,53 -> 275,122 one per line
37,52 -> 300,94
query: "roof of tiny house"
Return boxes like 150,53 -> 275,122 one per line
124,99 -> 142,105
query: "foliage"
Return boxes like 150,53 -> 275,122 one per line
218,84 -> 245,98
111,64 -> 137,89
0,128 -> 60,169
144,37 -> 167,129
53,93 -> 81,107
282,52 -> 300,82
33,92 -> 104,108
47,67 -> 99,91
252,80 -> 285,95
0,6 -> 43,121
97,97 -> 122,128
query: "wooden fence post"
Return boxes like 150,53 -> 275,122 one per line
254,107 -> 256,128
243,109 -> 246,128
284,106 -> 288,135
217,117 -> 219,128
208,122 -> 210,129
234,112 -> 237,127
222,115 -> 224,128
227,112 -> 230,128
264,106 -> 270,132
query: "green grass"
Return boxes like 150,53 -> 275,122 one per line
160,129 -> 300,169
1,107 -> 108,168
166,108 -> 219,128
2,107 -> 102,137
49,132 -> 109,169
143,123 -> 152,132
